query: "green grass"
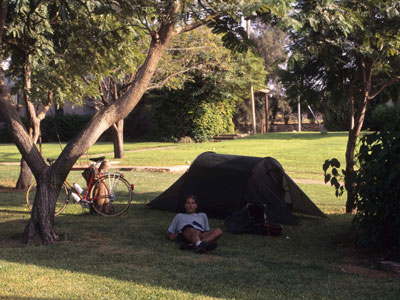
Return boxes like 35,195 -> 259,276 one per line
1,133 -> 398,299
0,132 -> 349,180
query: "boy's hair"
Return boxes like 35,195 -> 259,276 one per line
185,194 -> 197,203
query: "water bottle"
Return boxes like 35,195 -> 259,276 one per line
71,192 -> 81,202
73,183 -> 83,194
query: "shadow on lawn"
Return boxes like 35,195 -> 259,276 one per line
0,192 -> 397,299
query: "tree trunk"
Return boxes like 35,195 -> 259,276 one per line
111,119 -> 124,159
345,128 -> 357,213
21,174 -> 61,244
344,96 -> 368,213
16,113 -> 41,189
16,60 -> 42,190
16,159 -> 33,189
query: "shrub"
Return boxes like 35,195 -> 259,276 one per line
40,114 -> 94,142
0,117 -> 29,143
323,114 -> 400,259
322,100 -> 349,131
353,126 -> 400,258
153,81 -> 236,142
364,103 -> 400,131
192,101 -> 235,142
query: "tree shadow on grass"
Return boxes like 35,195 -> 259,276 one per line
0,194 -> 398,299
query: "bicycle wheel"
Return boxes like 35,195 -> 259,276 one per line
26,182 -> 69,216
89,174 -> 132,217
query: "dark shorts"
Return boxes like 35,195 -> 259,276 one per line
177,225 -> 203,244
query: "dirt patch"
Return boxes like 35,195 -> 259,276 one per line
293,178 -> 324,185
0,185 -> 24,193
332,246 -> 400,279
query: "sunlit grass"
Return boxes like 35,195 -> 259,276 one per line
0,132 -> 350,181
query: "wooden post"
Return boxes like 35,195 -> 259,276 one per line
265,93 -> 269,133
261,105 -> 265,134
250,86 -> 256,135
247,20 -> 256,135
297,96 -> 301,132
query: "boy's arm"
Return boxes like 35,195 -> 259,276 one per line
166,231 -> 176,241
167,214 -> 179,240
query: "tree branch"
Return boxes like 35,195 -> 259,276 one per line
167,46 -> 213,51
173,13 -> 221,36
369,76 -> 400,100
36,91 -> 53,120
146,65 -> 203,91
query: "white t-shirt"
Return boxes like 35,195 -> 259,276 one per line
167,213 -> 210,234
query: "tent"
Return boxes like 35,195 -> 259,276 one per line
147,152 -> 325,225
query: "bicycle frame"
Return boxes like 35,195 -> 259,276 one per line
66,165 -> 111,204
26,157 -> 133,217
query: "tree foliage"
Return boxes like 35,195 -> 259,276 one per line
152,27 -> 267,141
353,124 -> 400,257
276,0 -> 400,212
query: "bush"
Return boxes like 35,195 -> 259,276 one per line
322,100 -> 349,131
0,117 -> 28,143
364,103 -> 400,131
191,101 -> 235,142
40,114 -> 93,142
153,80 -> 236,142
353,126 -> 400,259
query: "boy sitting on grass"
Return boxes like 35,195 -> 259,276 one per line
167,195 -> 222,253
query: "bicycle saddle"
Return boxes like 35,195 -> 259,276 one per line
89,156 -> 105,163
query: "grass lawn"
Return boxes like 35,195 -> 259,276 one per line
0,132 -> 399,299
0,132 -> 349,180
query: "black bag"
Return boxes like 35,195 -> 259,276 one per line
225,203 -> 283,236
224,207 -> 254,234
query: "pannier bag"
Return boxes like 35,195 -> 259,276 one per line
225,203 -> 282,236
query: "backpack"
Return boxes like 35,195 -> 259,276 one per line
225,203 -> 283,236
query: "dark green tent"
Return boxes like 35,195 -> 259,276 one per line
147,152 -> 325,225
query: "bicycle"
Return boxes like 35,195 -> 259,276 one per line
26,156 -> 134,217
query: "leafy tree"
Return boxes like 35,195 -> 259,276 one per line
3,1 -> 127,186
0,0 -> 289,244
3,0 -> 57,189
277,0 -> 400,212
153,31 -> 267,141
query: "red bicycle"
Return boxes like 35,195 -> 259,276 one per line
26,157 -> 134,217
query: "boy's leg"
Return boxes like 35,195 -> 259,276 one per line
200,228 -> 223,243
182,227 -> 202,245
